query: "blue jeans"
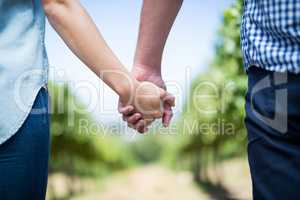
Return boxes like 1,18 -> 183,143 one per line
245,67 -> 300,200
0,88 -> 50,200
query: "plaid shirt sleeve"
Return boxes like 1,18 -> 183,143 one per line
241,0 -> 300,74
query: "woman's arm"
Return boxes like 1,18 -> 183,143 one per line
42,0 -> 166,119
42,0 -> 131,99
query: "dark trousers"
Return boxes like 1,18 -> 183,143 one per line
245,67 -> 300,200
0,88 -> 50,200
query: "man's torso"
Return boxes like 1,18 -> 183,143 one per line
241,0 -> 300,73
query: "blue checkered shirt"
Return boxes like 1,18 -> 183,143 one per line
241,0 -> 300,74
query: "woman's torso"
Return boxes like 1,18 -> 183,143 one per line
0,0 -> 49,144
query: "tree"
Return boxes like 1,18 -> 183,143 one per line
48,82 -> 135,199
178,0 -> 246,181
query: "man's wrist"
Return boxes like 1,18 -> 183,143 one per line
133,63 -> 162,77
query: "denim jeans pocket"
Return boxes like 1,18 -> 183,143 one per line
246,67 -> 289,140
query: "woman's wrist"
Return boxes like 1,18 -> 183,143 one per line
98,66 -> 136,104
116,76 -> 139,105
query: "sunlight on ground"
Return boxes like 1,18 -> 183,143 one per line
71,165 -> 209,200
62,159 -> 252,200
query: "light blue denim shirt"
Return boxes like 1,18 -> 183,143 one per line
0,0 -> 48,144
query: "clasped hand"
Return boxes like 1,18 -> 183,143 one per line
118,66 -> 175,133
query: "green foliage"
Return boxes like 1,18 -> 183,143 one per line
177,0 -> 247,180
49,82 -> 134,177
47,0 -> 246,191
129,134 -> 164,163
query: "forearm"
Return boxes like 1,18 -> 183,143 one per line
134,0 -> 183,73
43,0 -> 134,98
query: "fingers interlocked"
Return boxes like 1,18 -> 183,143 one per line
118,91 -> 175,134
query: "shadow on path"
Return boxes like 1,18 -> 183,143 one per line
196,180 -> 235,200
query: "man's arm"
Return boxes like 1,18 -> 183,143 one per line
134,0 -> 183,73
120,0 -> 182,130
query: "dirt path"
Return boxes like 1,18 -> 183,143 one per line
68,159 -> 251,200
71,165 -> 210,200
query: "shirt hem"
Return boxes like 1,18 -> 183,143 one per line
0,83 -> 47,145
244,62 -> 300,74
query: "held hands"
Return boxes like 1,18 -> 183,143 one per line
118,65 -> 175,133
119,80 -> 167,119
